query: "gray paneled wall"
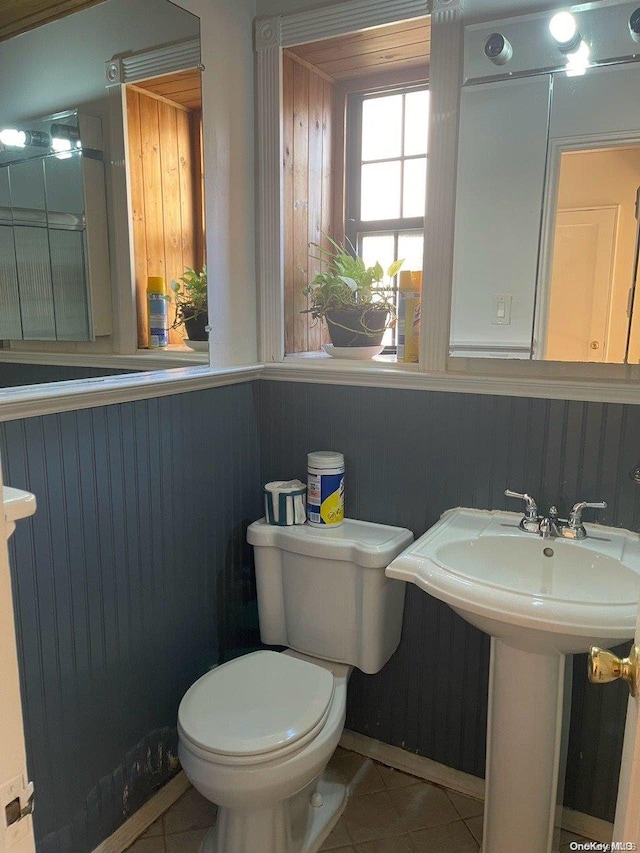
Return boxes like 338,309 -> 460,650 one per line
258,380 -> 640,822
0,362 -> 134,387
1,383 -> 262,853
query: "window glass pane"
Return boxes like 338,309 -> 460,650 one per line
398,232 -> 424,273
361,94 -> 402,161
404,90 -> 429,156
361,234 -> 397,348
402,157 -> 426,218
360,234 -> 395,281
361,161 -> 401,220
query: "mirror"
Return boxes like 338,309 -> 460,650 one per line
449,0 -> 640,364
0,0 -> 201,388
0,110 -> 108,343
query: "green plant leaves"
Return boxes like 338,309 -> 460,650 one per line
169,265 -> 208,330
303,239 -> 404,322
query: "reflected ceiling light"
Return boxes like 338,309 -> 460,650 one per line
629,461 -> 640,484
549,11 -> 582,53
484,32 -> 513,65
565,39 -> 591,76
0,128 -> 50,148
629,8 -> 640,43
51,137 -> 73,159
50,123 -> 79,143
0,128 -> 27,148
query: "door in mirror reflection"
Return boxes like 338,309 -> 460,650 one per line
542,145 -> 640,363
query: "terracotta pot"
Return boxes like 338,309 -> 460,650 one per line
325,307 -> 388,347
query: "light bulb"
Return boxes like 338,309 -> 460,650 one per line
0,128 -> 27,148
549,11 -> 577,44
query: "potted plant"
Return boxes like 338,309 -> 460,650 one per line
170,266 -> 208,343
303,239 -> 403,347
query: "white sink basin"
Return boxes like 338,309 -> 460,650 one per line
387,507 -> 640,852
387,507 -> 640,654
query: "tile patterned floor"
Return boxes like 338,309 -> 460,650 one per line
126,748 -> 589,853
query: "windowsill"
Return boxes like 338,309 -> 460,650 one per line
261,352 -> 640,405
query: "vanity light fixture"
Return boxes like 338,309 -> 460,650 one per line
484,32 -> 513,65
549,11 -> 582,53
548,11 -> 590,75
50,123 -> 80,146
565,38 -> 591,75
0,128 -> 27,148
0,128 -> 51,148
629,8 -> 640,43
50,124 -> 81,159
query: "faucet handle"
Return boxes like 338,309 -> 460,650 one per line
569,500 -> 607,527
504,490 -> 539,519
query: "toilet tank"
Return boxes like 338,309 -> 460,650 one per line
247,518 -> 413,674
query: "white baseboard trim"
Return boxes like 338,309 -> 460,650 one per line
91,772 -> 190,853
340,729 -> 484,800
340,730 -> 614,844
561,808 -> 614,845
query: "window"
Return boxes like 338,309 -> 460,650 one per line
345,86 -> 429,347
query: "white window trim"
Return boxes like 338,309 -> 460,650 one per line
254,0 -> 640,404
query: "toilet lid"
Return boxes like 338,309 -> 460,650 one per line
178,651 -> 335,757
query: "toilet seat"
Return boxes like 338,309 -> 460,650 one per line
178,651 -> 336,766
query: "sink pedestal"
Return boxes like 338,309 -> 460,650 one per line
387,508 -> 640,853
484,640 -> 571,853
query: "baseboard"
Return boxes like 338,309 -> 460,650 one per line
340,730 -> 614,844
340,729 -> 485,800
91,772 -> 190,853
561,808 -> 614,844
90,733 -> 614,851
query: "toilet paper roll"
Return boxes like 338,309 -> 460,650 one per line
263,479 -> 307,526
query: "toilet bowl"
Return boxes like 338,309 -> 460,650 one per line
177,517 -> 414,853
178,650 -> 350,853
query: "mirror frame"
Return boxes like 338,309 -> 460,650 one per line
256,0 -> 640,404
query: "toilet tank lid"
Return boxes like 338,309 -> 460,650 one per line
247,518 -> 413,568
178,651 -> 334,756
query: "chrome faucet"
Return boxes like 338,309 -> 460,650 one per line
565,501 -> 608,539
539,506 -> 562,539
503,490 -> 541,533
504,490 -> 607,539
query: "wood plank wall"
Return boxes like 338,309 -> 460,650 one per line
126,87 -> 203,347
283,52 -> 334,354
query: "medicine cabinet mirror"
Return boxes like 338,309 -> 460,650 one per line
449,0 -> 640,365
0,0 -> 202,387
0,109 -> 110,342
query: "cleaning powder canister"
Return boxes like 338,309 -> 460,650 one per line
147,275 -> 169,349
307,451 -> 344,527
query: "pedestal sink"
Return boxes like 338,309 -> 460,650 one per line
387,508 -> 640,853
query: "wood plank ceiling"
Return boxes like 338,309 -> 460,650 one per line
0,0 -> 107,42
133,70 -> 202,111
288,17 -> 430,81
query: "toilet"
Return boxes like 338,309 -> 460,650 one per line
177,517 -> 413,853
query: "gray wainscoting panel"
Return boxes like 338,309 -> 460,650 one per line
258,380 -> 640,822
0,363 -> 134,388
1,383 -> 261,853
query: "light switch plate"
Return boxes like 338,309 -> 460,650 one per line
492,294 -> 512,325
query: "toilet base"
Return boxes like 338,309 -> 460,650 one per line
199,777 -> 347,853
